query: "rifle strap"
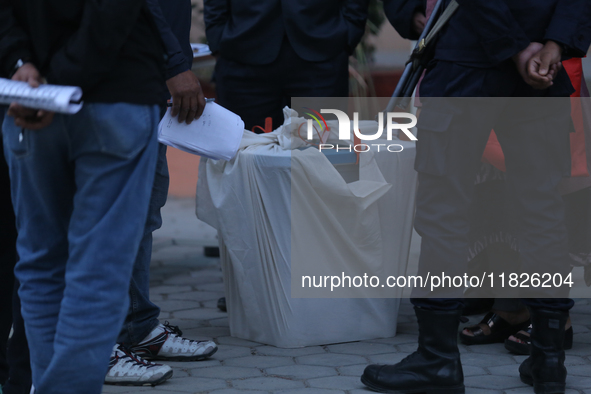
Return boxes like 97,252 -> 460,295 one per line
418,0 -> 459,54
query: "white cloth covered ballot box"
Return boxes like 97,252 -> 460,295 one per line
196,108 -> 417,348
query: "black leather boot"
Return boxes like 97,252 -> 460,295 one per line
519,308 -> 569,394
361,307 -> 464,393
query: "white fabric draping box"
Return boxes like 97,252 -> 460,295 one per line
196,108 -> 417,348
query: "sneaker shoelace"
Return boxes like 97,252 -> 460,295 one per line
117,346 -> 159,369
162,321 -> 208,346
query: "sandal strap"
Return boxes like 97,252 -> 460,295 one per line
463,312 -> 509,335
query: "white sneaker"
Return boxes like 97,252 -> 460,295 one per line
129,322 -> 218,361
105,344 -> 173,386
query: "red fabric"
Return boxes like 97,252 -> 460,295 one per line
482,57 -> 589,177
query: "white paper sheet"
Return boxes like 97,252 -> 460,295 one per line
158,101 -> 244,161
0,78 -> 83,114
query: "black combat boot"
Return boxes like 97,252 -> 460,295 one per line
519,308 -> 569,394
361,307 -> 464,393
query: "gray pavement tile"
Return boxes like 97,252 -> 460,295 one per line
565,342 -> 591,356
459,390 -> 502,394
571,305 -> 591,315
173,369 -> 191,378
155,300 -> 204,312
459,352 -> 517,368
207,389 -> 269,394
276,389 -> 345,394
463,343 -> 514,355
326,342 -> 395,356
224,356 -> 296,369
564,355 -> 591,366
395,322 -> 419,335
189,366 -> 264,380
195,283 -> 226,292
203,299 -> 223,309
101,386 -> 136,393
463,365 -> 488,377
182,326 -> 231,339
164,275 -> 220,287
505,389 -> 580,394
159,311 -> 173,320
102,390 -> 175,394
155,377 -> 227,393
464,375 -> 525,390
151,285 -> 193,295
296,353 -> 368,367
209,318 -> 230,328
216,336 -> 263,348
574,324 -> 591,333
307,375 -> 365,391
174,308 -> 229,320
363,334 -> 418,345
231,377 -> 305,391
254,346 -> 326,357
569,364 -> 591,377
336,364 -> 366,377
366,352 -> 411,365
575,333 -> 591,344
348,390 -> 380,394
163,359 -> 220,369
168,291 -> 225,302
211,345 -> 254,360
266,365 -> 338,380
567,375 -> 591,389
486,364 -> 520,377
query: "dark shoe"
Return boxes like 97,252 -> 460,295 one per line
519,309 -> 568,394
462,298 -> 494,316
217,297 -> 227,312
505,324 -> 573,355
460,312 -> 530,345
361,308 -> 465,394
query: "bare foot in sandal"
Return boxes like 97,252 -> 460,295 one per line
459,309 -> 531,345
505,316 -> 572,354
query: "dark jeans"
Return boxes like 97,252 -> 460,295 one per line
214,38 -> 349,131
117,143 -> 169,346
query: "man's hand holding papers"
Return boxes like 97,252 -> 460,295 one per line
8,63 -> 54,130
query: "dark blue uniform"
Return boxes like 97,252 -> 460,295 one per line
411,0 -> 591,311
204,0 -> 369,131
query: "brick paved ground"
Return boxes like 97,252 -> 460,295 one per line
102,198 -> 591,394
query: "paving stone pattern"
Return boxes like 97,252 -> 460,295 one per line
102,198 -> 591,394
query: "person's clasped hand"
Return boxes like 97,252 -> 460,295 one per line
513,41 -> 563,90
8,63 -> 55,130
166,70 -> 206,125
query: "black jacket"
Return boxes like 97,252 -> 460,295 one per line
204,0 -> 369,65
0,0 -> 166,104
434,0 -> 591,67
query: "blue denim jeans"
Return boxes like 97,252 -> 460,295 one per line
118,143 -> 168,346
2,103 -> 159,394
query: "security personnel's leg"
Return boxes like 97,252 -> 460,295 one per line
494,97 -> 572,393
